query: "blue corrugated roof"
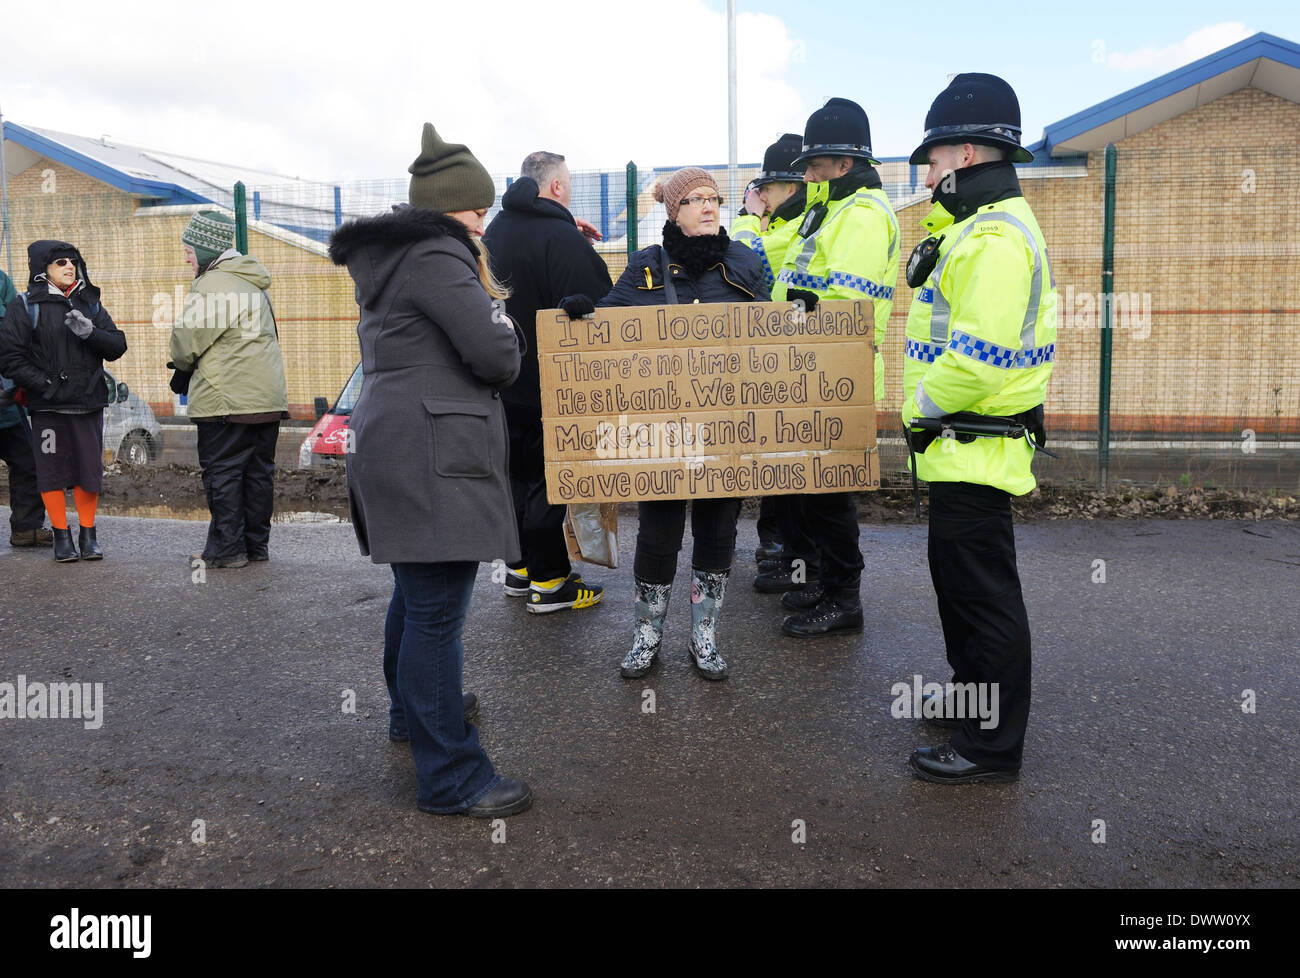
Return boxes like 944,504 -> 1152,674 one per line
1038,32 -> 1300,155
2,121 -> 209,203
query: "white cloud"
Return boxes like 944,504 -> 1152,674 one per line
1105,22 -> 1253,73
0,0 -> 806,183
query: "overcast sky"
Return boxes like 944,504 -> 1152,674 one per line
2,1 -> 1296,181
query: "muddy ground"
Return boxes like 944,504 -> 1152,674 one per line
2,461 -> 1296,523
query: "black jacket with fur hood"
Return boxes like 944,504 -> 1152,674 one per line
326,204 -> 522,565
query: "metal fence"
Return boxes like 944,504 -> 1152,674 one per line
3,148 -> 1296,493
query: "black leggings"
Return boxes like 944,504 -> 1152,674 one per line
634,497 -> 742,584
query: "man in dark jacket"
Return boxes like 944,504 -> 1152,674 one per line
0,268 -> 52,548
483,151 -> 612,613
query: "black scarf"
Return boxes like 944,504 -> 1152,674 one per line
662,220 -> 732,279
828,164 -> 882,201
932,160 -> 1022,221
772,185 -> 807,224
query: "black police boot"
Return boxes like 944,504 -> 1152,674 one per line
52,528 -> 79,562
782,594 -> 863,638
780,581 -> 825,611
754,557 -> 819,594
78,525 -> 103,560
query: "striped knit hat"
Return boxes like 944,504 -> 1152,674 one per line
181,210 -> 236,265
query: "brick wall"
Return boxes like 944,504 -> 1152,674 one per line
3,161 -> 359,418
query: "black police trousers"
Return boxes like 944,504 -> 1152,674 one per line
0,415 -> 46,532
504,402 -> 571,584
756,496 -> 782,544
927,480 -> 1031,771
800,491 -> 862,601
775,495 -> 818,572
195,419 -> 279,561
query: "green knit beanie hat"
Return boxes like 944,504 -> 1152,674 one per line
408,123 -> 496,212
182,210 -> 236,265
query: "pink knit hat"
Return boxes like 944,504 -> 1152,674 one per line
654,167 -> 719,223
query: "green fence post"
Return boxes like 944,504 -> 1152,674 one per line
1099,143 -> 1116,490
625,161 -> 637,257
233,181 -> 248,255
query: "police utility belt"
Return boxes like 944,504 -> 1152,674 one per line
904,405 -> 1057,519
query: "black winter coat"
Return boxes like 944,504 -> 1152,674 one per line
601,222 -> 770,308
0,241 -> 127,413
483,177 -> 612,410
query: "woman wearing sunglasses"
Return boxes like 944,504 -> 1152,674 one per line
0,241 -> 127,562
560,167 -> 769,682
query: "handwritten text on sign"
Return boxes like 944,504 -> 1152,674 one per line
538,301 -> 879,503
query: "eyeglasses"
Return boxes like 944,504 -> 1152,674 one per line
52,258 -> 76,267
679,195 -> 722,208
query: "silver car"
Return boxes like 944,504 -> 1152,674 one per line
102,370 -> 161,465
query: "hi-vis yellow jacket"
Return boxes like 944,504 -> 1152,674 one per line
902,194 -> 1057,495
773,181 -> 898,401
733,208 -> 801,296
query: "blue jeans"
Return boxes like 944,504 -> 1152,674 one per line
383,561 -> 501,812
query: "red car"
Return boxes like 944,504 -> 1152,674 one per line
298,363 -> 362,467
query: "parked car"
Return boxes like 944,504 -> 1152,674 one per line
298,363 -> 362,468
103,369 -> 161,465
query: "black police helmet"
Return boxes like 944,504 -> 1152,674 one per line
791,97 -> 879,168
752,133 -> 805,186
909,73 -> 1034,165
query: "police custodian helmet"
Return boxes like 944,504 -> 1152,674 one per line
753,133 -> 805,185
791,97 -> 880,168
909,73 -> 1034,165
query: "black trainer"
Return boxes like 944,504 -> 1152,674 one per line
503,566 -> 531,596
782,595 -> 864,637
527,575 -> 603,614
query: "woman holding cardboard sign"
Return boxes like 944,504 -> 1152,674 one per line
561,166 -> 769,681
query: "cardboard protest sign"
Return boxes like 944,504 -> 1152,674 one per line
538,301 -> 879,503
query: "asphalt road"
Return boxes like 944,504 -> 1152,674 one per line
0,510 -> 1296,887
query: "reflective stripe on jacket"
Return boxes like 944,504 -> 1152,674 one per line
733,208 -> 801,295
902,194 -> 1057,495
774,183 -> 898,401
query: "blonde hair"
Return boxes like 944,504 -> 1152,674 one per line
475,238 -> 511,301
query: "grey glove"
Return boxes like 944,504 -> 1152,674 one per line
65,309 -> 94,339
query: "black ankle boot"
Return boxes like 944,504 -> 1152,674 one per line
53,528 -> 79,562
78,526 -> 103,560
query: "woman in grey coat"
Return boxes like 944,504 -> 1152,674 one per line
328,124 -> 531,818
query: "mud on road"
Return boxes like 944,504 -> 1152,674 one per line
3,462 -> 1295,524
